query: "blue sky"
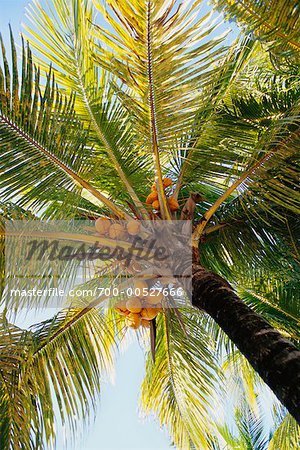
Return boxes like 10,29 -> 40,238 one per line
73,338 -> 173,450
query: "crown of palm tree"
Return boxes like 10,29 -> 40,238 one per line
0,0 -> 300,448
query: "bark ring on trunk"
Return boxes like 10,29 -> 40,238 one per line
192,264 -> 300,424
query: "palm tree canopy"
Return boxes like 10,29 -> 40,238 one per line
0,0 -> 300,448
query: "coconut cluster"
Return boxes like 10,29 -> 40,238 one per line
95,217 -> 141,238
114,280 -> 163,329
146,178 -> 179,212
94,219 -> 163,329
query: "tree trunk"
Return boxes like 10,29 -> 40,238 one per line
192,264 -> 300,424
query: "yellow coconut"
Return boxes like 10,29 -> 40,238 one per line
95,217 -> 111,235
146,291 -> 164,305
134,279 -> 148,296
126,297 -> 142,313
141,319 -> 151,328
127,220 -> 141,236
168,197 -> 179,212
163,177 -> 173,188
125,313 -> 141,329
146,191 -> 158,205
152,200 -> 160,210
109,223 -> 125,239
141,308 -> 158,320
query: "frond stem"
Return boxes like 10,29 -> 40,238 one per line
193,124 -> 300,245
146,1 -> 171,220
73,51 -> 148,218
192,151 -> 273,245
33,305 -> 96,355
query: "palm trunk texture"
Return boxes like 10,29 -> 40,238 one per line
192,264 -> 300,423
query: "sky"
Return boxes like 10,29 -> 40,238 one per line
0,1 -> 173,449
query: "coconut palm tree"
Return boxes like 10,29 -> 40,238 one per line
0,0 -> 300,448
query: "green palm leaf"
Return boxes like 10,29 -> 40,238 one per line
0,307 -> 117,449
91,0 -> 229,217
0,0 -> 298,448
25,0 -> 149,216
0,31 -> 128,219
212,0 -> 300,61
268,413 -> 300,449
140,308 -> 221,449
190,65 -> 300,241
0,319 -> 38,450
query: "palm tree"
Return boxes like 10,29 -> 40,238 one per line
0,0 -> 300,448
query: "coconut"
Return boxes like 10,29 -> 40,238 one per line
141,319 -> 151,328
152,200 -> 160,210
127,220 -> 141,236
163,177 -> 172,188
126,297 -> 142,313
109,223 -> 126,239
146,291 -> 164,305
141,308 -> 158,320
95,217 -> 111,235
146,191 -> 158,204
168,197 -> 179,212
126,313 -> 142,329
134,279 -> 148,296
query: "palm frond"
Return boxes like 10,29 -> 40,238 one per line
0,31 -> 128,219
0,307 -> 117,449
91,0 -> 230,217
238,280 -> 300,342
172,35 -> 259,199
0,201 -> 37,222
0,201 -> 38,307
30,307 -> 116,429
234,406 -> 271,449
25,0 -> 149,216
199,199 -> 300,341
0,319 -> 39,450
93,0 -> 228,152
268,413 -> 300,449
200,200 -> 300,276
217,406 -> 271,450
188,64 -> 300,239
140,308 -> 220,450
212,0 -> 300,61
